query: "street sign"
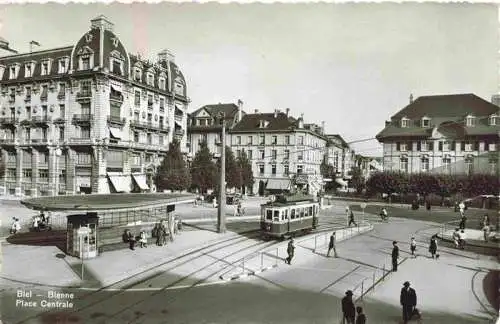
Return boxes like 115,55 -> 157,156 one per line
360,203 -> 367,209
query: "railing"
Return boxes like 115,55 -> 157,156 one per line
72,114 -> 93,122
107,115 -> 125,124
30,138 -> 49,144
76,91 -> 92,99
109,93 -> 123,102
174,129 -> 185,136
0,117 -> 18,124
69,137 -> 92,144
31,116 -> 51,123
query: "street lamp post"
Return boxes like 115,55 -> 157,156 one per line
217,113 -> 226,234
54,147 -> 62,196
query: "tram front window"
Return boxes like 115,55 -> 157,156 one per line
300,208 -> 305,218
273,210 -> 280,222
266,210 -> 272,221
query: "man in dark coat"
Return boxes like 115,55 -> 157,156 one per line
286,238 -> 295,265
392,241 -> 399,272
400,281 -> 417,324
341,290 -> 356,324
327,232 -> 337,257
348,210 -> 357,227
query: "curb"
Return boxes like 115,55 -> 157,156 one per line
219,264 -> 279,281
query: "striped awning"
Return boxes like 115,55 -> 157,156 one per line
108,172 -> 130,193
132,173 -> 149,190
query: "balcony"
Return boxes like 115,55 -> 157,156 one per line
69,137 -> 93,145
53,117 -> 66,124
30,138 -> 49,145
76,91 -> 92,102
31,116 -> 51,124
0,117 -> 18,125
174,129 -> 185,138
72,114 -> 93,124
174,114 -> 183,122
107,115 -> 126,126
109,92 -> 124,103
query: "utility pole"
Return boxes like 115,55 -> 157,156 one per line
217,113 -> 227,233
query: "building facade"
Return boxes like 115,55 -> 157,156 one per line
187,101 -> 245,157
0,15 -> 189,196
229,109 -> 327,196
324,134 -> 356,187
355,155 -> 383,180
376,94 -> 500,175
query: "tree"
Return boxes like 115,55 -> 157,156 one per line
156,139 -> 191,191
350,167 -> 365,194
190,139 -> 218,194
216,145 -> 239,189
236,149 -> 254,193
366,171 -> 404,200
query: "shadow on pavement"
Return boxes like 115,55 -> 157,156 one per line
6,230 -> 67,253
483,270 -> 499,313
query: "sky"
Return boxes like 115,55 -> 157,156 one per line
0,3 -> 498,156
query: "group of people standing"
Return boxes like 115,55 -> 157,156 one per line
123,217 -> 183,251
341,290 -> 366,324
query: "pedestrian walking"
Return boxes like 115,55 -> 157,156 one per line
139,231 -> 147,248
400,281 -> 417,324
482,215 -> 490,242
458,201 -> 465,216
409,237 -> 417,258
355,306 -> 366,324
392,241 -> 399,271
458,229 -> 466,249
127,230 -> 136,250
452,228 -> 460,248
327,231 -> 337,258
341,290 -> 356,324
459,215 -> 467,230
380,207 -> 388,221
348,210 -> 357,227
285,238 -> 295,265
152,224 -> 161,246
428,235 -> 438,259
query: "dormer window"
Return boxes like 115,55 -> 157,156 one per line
489,114 -> 499,126
174,82 -> 184,96
77,46 -> 95,71
147,73 -> 154,86
58,57 -> 68,74
134,68 -> 142,82
465,115 -> 476,127
81,56 -> 90,70
9,64 -> 20,79
24,61 -> 35,78
421,117 -> 430,128
158,77 -> 166,90
41,59 -> 52,76
400,117 -> 409,128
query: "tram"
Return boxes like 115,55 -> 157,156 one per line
260,194 -> 320,240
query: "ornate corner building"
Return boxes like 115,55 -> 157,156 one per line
0,15 -> 189,196
376,94 -> 500,175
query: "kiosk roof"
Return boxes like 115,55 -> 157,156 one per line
21,193 -> 197,212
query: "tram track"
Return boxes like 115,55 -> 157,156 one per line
79,239 -> 282,324
14,229 -> 262,324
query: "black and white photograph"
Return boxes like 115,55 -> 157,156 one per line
0,2 -> 498,323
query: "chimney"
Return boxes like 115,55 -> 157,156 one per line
409,93 -> 414,104
274,109 -> 278,118
237,99 -> 243,122
321,121 -> 325,134
300,113 -> 304,120
254,109 -> 259,114
385,120 -> 391,126
158,49 -> 175,63
286,108 -> 290,117
90,15 -> 114,32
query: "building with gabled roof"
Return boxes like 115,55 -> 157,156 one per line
187,100 -> 245,158
0,15 -> 189,197
228,108 -> 327,196
376,93 -> 500,175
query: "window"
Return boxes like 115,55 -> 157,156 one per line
298,152 -> 303,161
133,132 -> 139,142
147,73 -> 154,86
398,142 -> 408,152
489,115 -> 499,126
23,169 -> 32,179
58,59 -> 67,74
111,60 -> 122,75
400,158 -> 408,172
236,136 -> 241,145
80,103 -> 91,115
41,62 -> 49,76
58,83 -> 66,98
59,169 -> 66,183
271,150 -> 277,160
284,164 -> 289,175
285,135 -> 290,145
247,150 -> 253,160
7,168 -> 16,180
442,158 -> 451,174
40,85 -> 48,101
25,86 -> 32,101
80,127 -> 90,138
38,169 -> 49,182
159,116 -> 164,128
134,68 -> 142,82
77,153 -> 91,164
266,210 -> 272,221
272,136 -> 277,145
81,56 -> 90,70
25,127 -> 31,140
159,98 -> 165,111
284,150 -> 290,160
25,63 -> 33,78
7,152 -> 16,163
273,210 -> 280,222
259,149 -> 265,159
259,135 -> 265,145
401,118 -> 409,128
297,165 -> 303,174
439,141 -> 451,151
488,143 -> 497,152
271,164 -> 277,175
247,136 -> 253,145
9,65 -> 18,79
298,136 -> 304,145
421,117 -> 430,127
420,141 -> 429,151
465,116 -> 476,127
175,82 -> 184,96
134,91 -> 141,107
40,152 -> 49,164
259,163 -> 265,175
147,94 -> 153,109
59,104 -> 65,119
291,209 -> 296,219
489,160 -> 497,175
465,158 -> 473,175
159,78 -> 166,90
80,80 -> 91,96
464,141 -> 473,152
59,127 -> 64,140
147,133 -> 152,145
421,157 -> 429,172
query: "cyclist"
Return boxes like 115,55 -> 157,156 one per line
380,208 -> 388,221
